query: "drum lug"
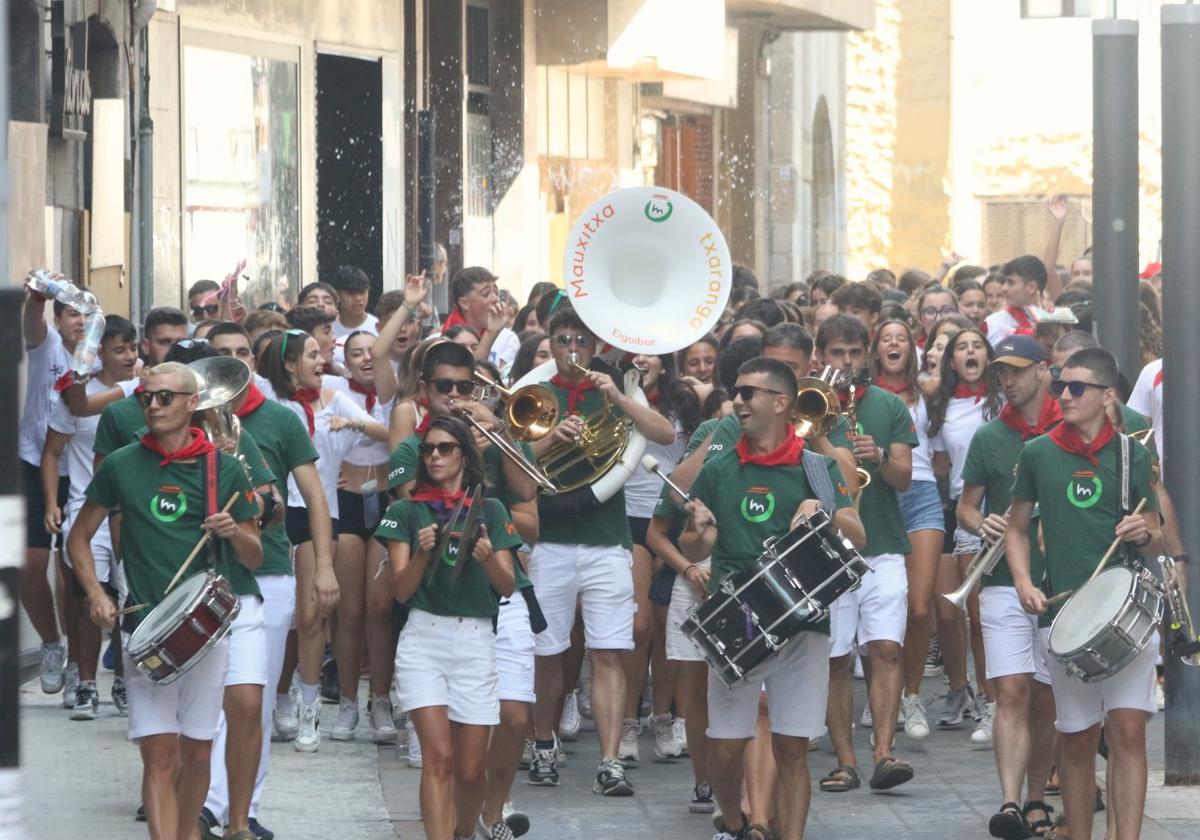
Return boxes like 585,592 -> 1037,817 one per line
720,579 -> 737,596
763,633 -> 782,650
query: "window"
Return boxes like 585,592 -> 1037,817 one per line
1021,0 -> 1092,18
981,196 -> 1091,267
536,67 -> 607,159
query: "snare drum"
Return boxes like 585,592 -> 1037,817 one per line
682,511 -> 868,686
1048,565 -> 1163,683
126,571 -> 240,685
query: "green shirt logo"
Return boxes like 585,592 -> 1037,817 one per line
1067,472 -> 1102,509
150,488 -> 188,523
644,195 -> 674,223
739,487 -> 776,523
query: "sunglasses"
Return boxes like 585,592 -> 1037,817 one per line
418,441 -> 461,458
731,384 -> 784,402
553,334 -> 592,347
136,389 -> 194,408
430,377 -> 474,396
191,304 -> 219,318
1049,379 -> 1109,398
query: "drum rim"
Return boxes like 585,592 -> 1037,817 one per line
127,570 -> 223,651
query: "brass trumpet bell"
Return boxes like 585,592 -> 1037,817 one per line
471,370 -> 560,442
793,373 -> 841,440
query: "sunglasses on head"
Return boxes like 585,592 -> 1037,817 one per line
731,384 -> 784,402
191,304 -> 219,318
553,333 -> 591,347
136,389 -> 194,408
430,377 -> 474,396
418,441 -> 461,458
1049,379 -> 1109,398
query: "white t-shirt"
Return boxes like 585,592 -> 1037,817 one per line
909,397 -> 938,484
937,395 -> 993,499
49,377 -> 139,516
489,327 -> 521,373
984,307 -> 1034,348
624,419 -> 687,519
1127,358 -> 1163,477
332,314 -> 380,369
20,328 -> 73,469
324,376 -> 394,467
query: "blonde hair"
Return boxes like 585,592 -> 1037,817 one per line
147,361 -> 200,393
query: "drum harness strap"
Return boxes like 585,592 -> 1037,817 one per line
800,449 -> 839,515
1118,432 -> 1135,569
203,448 -> 220,570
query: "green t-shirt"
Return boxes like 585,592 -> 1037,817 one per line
85,442 -> 261,630
240,400 -> 319,576
852,385 -> 918,557
375,497 -> 523,618
93,394 -> 149,457
960,417 -> 1048,589
1011,432 -> 1158,621
1119,404 -> 1150,435
689,447 -> 853,635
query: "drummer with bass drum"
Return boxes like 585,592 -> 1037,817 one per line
1006,348 -> 1162,840
67,361 -> 263,840
681,357 -> 865,840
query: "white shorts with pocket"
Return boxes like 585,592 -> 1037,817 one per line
224,595 -> 268,687
528,542 -> 635,655
124,638 -> 229,741
706,631 -> 832,739
666,559 -> 710,662
980,586 -> 1050,684
830,553 -> 908,657
394,608 -> 499,725
1039,627 -> 1158,733
496,593 -> 535,703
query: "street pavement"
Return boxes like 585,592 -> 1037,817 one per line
19,666 -> 1200,840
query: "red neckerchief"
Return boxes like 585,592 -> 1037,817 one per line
410,484 -> 472,521
916,334 -> 926,350
999,393 -> 1062,440
645,386 -> 661,406
1154,368 -> 1163,388
954,380 -> 987,403
836,383 -> 868,409
1007,306 -> 1035,336
440,308 -> 468,333
349,379 -> 377,413
291,387 -> 321,436
735,425 -> 805,466
875,377 -> 910,396
551,374 -> 596,413
233,382 -> 266,418
414,399 -> 433,436
139,427 -> 214,466
1049,419 -> 1115,466
134,383 -> 145,395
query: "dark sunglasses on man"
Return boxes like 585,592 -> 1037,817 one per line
730,384 -> 784,402
430,377 -> 475,396
1049,378 -> 1109,398
191,304 -> 219,319
136,389 -> 194,408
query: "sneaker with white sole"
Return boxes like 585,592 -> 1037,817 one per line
924,636 -> 943,677
475,817 -> 515,840
689,781 -> 716,814
593,757 -> 634,796
111,677 -> 129,717
70,682 -> 99,721
501,801 -> 530,837
368,696 -> 399,744
675,717 -> 689,755
274,688 -> 299,741
901,694 -> 930,740
618,718 -> 641,762
937,685 -> 973,729
971,699 -> 996,747
40,641 -> 66,694
405,718 -> 423,768
527,744 -> 559,786
652,713 -> 682,759
331,697 -> 359,741
559,689 -> 581,740
61,663 -> 80,709
294,698 -> 322,752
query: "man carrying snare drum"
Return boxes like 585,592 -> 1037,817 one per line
1007,348 -> 1163,840
68,361 -> 263,840
681,357 -> 865,840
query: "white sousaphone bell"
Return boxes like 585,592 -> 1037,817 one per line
513,186 -> 732,503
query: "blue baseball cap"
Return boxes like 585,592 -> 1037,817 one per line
990,334 -> 1045,368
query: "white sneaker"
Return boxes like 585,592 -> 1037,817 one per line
674,717 -> 689,755
859,704 -> 873,728
652,713 -> 682,759
618,718 -> 640,762
369,696 -> 399,744
273,688 -> 299,741
331,697 -> 359,741
901,694 -> 930,740
559,689 -> 581,740
405,718 -> 423,768
294,698 -> 322,752
61,663 -> 79,710
39,641 -> 66,694
971,700 -> 996,747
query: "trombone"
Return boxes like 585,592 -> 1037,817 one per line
471,370 -> 560,441
452,398 -> 559,494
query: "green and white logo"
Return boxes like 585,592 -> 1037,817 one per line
644,195 -> 673,223
1067,473 -> 1102,509
739,488 -> 776,523
150,490 -> 188,523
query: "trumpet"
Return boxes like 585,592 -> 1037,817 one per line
794,366 -> 844,439
453,405 -> 558,494
943,512 -> 1010,610
471,370 -> 560,441
1157,555 -> 1200,666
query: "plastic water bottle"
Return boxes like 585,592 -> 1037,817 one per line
71,311 -> 106,376
26,269 -> 98,314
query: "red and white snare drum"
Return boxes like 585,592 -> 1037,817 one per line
126,571 -> 240,685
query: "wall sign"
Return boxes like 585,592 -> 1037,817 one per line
50,0 -> 91,141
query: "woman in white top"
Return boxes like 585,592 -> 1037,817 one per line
926,325 -> 1002,737
869,319 -> 943,740
258,329 -> 388,751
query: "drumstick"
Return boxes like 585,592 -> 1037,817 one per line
1045,497 -> 1148,606
114,603 -> 147,617
163,492 -> 242,596
641,455 -> 693,504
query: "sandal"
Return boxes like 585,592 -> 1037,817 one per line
746,823 -> 775,840
988,801 -> 1029,840
869,756 -> 914,790
819,763 -> 861,792
1023,800 -> 1055,838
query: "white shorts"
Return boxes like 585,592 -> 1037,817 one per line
496,593 -> 535,703
225,596 -> 268,687
124,638 -> 229,741
528,542 -> 635,655
666,560 -> 710,662
980,586 -> 1051,684
1038,627 -> 1159,733
830,553 -> 908,657
63,508 -> 117,586
394,608 -> 499,725
706,631 -> 832,740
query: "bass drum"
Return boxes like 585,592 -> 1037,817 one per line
511,359 -> 646,504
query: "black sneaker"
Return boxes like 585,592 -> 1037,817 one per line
690,781 -> 716,813
527,746 -> 559,786
70,683 -> 99,721
592,757 -> 634,796
198,807 -> 222,840
248,817 -> 275,840
111,677 -> 128,717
